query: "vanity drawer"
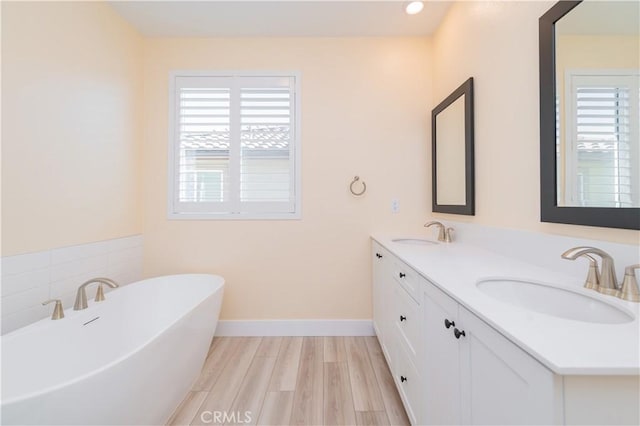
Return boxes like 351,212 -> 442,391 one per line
392,260 -> 421,304
394,338 -> 422,425
394,283 -> 422,359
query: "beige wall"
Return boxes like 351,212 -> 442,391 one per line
1,2 -> 143,256
142,38 -> 432,320
4,1 -> 637,322
432,1 -> 640,244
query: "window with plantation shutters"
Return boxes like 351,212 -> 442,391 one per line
168,73 -> 300,219
564,71 -> 640,208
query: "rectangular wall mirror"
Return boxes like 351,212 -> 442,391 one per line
540,0 -> 640,229
432,77 -> 475,215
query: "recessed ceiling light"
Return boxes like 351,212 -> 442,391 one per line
405,1 -> 424,15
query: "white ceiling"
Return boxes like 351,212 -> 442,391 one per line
108,1 -> 453,37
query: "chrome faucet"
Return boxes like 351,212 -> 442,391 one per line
424,221 -> 454,243
561,247 -> 618,296
73,278 -> 119,310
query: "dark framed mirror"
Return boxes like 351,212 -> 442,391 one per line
432,77 -> 475,215
539,1 -> 640,229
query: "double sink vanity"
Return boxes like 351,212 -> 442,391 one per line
371,230 -> 639,425
381,2 -> 640,424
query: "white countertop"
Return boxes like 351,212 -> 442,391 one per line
372,234 -> 640,376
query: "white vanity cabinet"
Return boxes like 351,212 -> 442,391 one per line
372,242 -> 424,424
372,238 -> 640,426
423,282 -> 560,425
374,240 -> 557,425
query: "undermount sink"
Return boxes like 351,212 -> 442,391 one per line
476,279 -> 634,324
391,238 -> 438,246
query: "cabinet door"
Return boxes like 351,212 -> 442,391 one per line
423,283 -> 461,425
371,243 -> 386,340
458,307 -> 561,425
372,243 -> 395,367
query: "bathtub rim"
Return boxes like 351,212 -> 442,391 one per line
1,273 -> 224,406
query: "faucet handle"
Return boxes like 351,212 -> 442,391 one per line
619,264 -> 640,303
42,299 -> 65,320
93,282 -> 116,302
582,255 -> 601,290
444,227 -> 454,243
95,283 -> 105,302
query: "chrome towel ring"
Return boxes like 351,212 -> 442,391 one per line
350,176 -> 367,196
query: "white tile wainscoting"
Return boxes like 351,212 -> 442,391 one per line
1,235 -> 143,334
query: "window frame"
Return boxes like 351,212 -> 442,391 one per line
167,70 -> 302,220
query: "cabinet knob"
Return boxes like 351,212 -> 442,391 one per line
444,319 -> 455,329
454,328 -> 466,339
376,253 -> 382,259
399,272 -> 406,278
400,315 -> 407,322
400,376 -> 407,383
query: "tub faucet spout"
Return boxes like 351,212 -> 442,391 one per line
74,278 -> 119,311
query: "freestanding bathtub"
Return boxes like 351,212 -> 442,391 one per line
1,274 -> 224,425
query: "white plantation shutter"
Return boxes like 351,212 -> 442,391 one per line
169,73 -> 300,218
565,72 -> 640,208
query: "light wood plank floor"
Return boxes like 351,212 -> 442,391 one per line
167,337 -> 410,426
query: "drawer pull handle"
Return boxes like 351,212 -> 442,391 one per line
400,376 -> 407,383
399,272 -> 406,278
444,319 -> 455,329
400,315 -> 406,322
376,253 -> 383,259
454,328 -> 466,339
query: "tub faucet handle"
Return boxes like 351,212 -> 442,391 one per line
95,283 -> 108,302
42,299 -> 65,320
93,278 -> 119,302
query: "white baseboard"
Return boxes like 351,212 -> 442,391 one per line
214,319 -> 374,337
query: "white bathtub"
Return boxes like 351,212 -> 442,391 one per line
1,274 -> 224,425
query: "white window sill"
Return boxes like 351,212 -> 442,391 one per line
167,212 -> 302,221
